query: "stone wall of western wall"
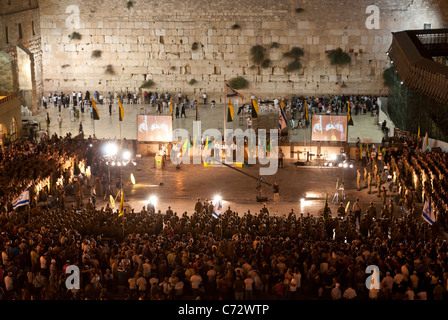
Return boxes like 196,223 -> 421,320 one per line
3,0 -> 448,104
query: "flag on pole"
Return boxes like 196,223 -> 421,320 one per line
227,100 -> 234,122
279,104 -> 287,131
91,99 -> 100,120
182,138 -> 191,154
118,96 -> 124,121
118,190 -> 125,217
251,99 -> 259,118
347,101 -> 354,126
170,97 -> 173,117
345,201 -> 350,213
417,123 -> 421,138
280,99 -> 285,110
305,100 -> 309,121
12,188 -> 30,209
360,144 -> 363,159
110,195 -> 115,209
212,198 -> 222,218
422,197 -> 435,225
195,98 -> 199,121
225,81 -> 245,99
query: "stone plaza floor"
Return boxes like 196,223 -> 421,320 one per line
34,100 -> 402,218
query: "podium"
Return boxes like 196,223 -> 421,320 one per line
155,155 -> 163,169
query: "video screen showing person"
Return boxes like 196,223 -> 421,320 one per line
311,115 -> 347,142
137,115 -> 173,142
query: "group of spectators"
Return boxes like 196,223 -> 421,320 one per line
1,127 -> 448,301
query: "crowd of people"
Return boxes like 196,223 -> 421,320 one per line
1,124 -> 448,300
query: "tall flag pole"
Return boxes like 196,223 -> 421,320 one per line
118,96 -> 124,122
196,98 -> 199,121
227,99 -> 234,122
251,99 -> 259,118
170,97 -> 173,117
347,101 -> 354,126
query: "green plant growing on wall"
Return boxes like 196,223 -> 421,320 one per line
170,66 -> 176,70
383,66 -> 397,88
69,32 -> 82,40
270,42 -> 279,49
262,59 -> 271,69
188,79 -> 197,85
283,46 -> 304,72
126,1 -> 133,9
283,47 -> 304,59
250,45 -> 265,65
231,24 -> 241,30
191,42 -> 199,51
286,59 -> 302,72
140,80 -> 155,88
105,65 -> 115,75
295,7 -> 304,13
92,50 -> 102,58
327,48 -> 351,66
228,76 -> 249,90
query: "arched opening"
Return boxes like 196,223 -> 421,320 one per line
0,51 -> 14,92
0,123 -> 8,148
16,45 -> 34,109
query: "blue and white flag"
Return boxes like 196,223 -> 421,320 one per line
279,105 -> 287,131
12,188 -> 30,209
422,197 -> 435,225
212,199 -> 222,219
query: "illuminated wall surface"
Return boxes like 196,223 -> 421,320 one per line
0,0 -> 448,110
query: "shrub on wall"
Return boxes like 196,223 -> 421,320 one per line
126,1 -> 133,9
262,59 -> 271,69
327,48 -> 351,66
283,46 -> 304,72
69,32 -> 82,40
295,8 -> 304,13
188,79 -> 197,85
270,42 -> 279,49
191,42 -> 199,51
105,65 -> 115,75
286,59 -> 302,72
250,45 -> 265,65
140,80 -> 155,88
383,66 -> 397,88
228,76 -> 249,90
231,24 -> 241,30
92,50 -> 102,58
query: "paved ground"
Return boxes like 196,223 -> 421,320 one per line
90,155 -> 404,219
35,100 -> 384,144
34,100 -> 400,218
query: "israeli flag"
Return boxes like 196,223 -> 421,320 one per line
12,188 -> 30,209
212,200 -> 222,219
422,197 -> 435,225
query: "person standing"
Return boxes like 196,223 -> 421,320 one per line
367,172 -> 373,194
273,182 -> 279,205
278,149 -> 285,168
202,92 -> 207,105
357,169 -> 362,191
353,198 -> 362,226
45,112 -> 51,132
181,103 -> 187,118
79,121 -> 83,133
109,102 -> 112,116
57,114 -> 62,129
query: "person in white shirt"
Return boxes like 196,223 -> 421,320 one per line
202,92 -> 207,105
244,276 -> 254,300
4,272 -> 13,292
190,271 -> 202,298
